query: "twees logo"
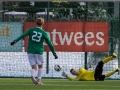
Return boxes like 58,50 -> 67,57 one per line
45,29 -> 104,46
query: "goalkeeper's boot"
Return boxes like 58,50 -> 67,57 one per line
31,76 -> 38,85
116,68 -> 120,72
112,53 -> 117,58
37,79 -> 43,85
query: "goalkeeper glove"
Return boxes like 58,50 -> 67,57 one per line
10,40 -> 16,45
54,54 -> 58,59
62,71 -> 68,78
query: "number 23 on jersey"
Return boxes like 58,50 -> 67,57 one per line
32,31 -> 42,42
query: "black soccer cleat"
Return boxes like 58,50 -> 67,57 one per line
116,68 -> 120,72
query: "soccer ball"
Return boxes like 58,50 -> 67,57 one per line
54,64 -> 61,71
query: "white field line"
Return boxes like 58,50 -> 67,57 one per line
0,83 -> 120,88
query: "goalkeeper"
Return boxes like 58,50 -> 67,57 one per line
10,17 -> 58,85
62,53 -> 119,81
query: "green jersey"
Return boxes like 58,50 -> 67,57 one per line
14,27 -> 56,55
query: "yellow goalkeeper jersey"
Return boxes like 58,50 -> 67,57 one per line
67,68 -> 95,81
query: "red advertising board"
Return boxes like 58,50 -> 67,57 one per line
24,22 -> 109,52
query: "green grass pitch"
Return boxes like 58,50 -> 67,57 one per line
0,78 -> 120,90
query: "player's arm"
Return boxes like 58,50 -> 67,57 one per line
44,32 -> 58,59
67,76 -> 78,81
10,29 -> 29,45
62,71 -> 78,81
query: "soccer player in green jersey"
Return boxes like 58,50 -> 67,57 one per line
62,53 -> 119,81
10,17 -> 58,85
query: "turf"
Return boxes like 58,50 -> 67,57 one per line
0,78 -> 120,90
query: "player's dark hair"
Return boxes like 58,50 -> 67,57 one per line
70,68 -> 74,73
36,17 -> 44,26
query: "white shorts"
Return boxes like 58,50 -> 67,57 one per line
27,54 -> 44,66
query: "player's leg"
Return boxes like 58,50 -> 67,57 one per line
105,68 -> 120,78
102,53 -> 117,64
28,54 -> 38,84
94,61 -> 104,81
95,68 -> 120,81
94,53 -> 117,81
98,68 -> 120,81
37,65 -> 43,85
35,54 -> 44,85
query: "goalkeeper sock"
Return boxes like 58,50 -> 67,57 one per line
30,69 -> 36,78
37,68 -> 43,80
105,70 -> 117,77
102,56 -> 113,64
